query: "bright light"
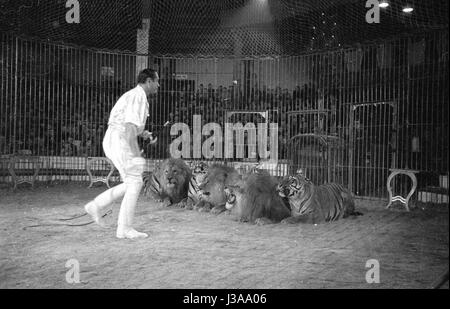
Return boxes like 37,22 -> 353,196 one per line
379,1 -> 389,8
403,5 -> 414,13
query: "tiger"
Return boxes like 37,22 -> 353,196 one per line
276,173 -> 362,224
185,161 -> 211,210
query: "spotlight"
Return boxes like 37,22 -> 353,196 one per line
402,4 -> 414,13
379,1 -> 389,8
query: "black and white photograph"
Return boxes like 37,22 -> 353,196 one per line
0,0 -> 448,291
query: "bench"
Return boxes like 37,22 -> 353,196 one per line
0,155 -> 120,190
86,157 -> 116,188
0,155 -> 42,190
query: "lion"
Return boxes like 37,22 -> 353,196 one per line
143,158 -> 191,207
196,163 -> 240,214
224,173 -> 291,225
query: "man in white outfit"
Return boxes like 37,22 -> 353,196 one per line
85,68 -> 159,239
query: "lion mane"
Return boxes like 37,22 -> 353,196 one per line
197,163 -> 240,214
143,158 -> 191,206
224,173 -> 291,224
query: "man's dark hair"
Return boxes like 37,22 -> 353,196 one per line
137,68 -> 157,84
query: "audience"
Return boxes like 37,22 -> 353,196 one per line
3,82 -> 340,160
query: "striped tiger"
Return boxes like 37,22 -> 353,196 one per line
185,161 -> 210,210
277,173 -> 362,224
143,171 -> 161,200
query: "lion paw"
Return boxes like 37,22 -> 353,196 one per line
176,199 -> 188,208
160,199 -> 172,207
193,202 -> 206,212
280,217 -> 297,224
210,205 -> 226,215
197,207 -> 211,213
254,217 -> 273,225
184,202 -> 194,210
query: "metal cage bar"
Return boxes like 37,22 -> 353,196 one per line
0,31 -> 448,200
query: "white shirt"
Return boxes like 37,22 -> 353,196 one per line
108,85 -> 149,135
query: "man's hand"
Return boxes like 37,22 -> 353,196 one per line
141,130 -> 152,140
142,130 -> 158,144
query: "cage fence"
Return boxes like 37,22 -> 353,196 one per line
0,29 -> 448,200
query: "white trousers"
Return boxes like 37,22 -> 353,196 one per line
103,126 -> 144,184
92,126 -> 145,233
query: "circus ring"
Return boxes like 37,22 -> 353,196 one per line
0,162 -> 448,289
